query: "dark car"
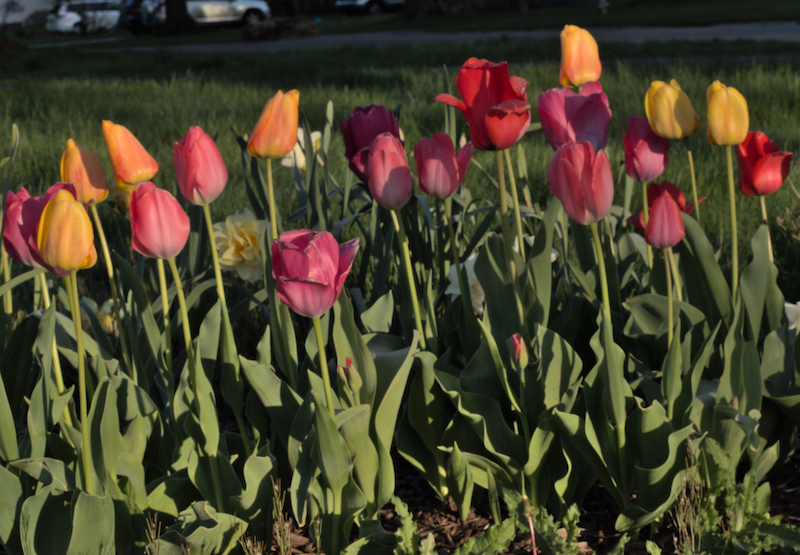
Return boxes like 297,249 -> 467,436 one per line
118,0 -> 147,33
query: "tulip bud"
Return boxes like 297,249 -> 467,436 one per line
644,80 -> 701,140
644,190 -> 685,249
414,133 -> 473,200
247,89 -> 300,159
337,357 -> 362,395
367,132 -> 413,211
510,333 -> 528,368
706,81 -> 749,146
621,116 -> 670,183
61,139 -> 108,205
37,189 -> 97,272
559,25 -> 602,88
538,82 -> 612,152
547,141 -> 613,226
174,126 -> 228,206
102,120 -> 159,188
340,104 -> 401,182
737,131 -> 793,197
129,182 -> 190,260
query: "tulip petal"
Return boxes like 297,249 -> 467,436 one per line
485,99 -> 531,151
645,191 -> 685,249
750,152 -> 793,197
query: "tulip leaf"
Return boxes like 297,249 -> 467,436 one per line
86,379 -> 120,488
528,198 -> 560,328
333,294 -> 377,407
0,268 -> 45,302
337,405 -> 379,513
0,356 -> 19,464
313,395 -> 352,494
740,224 -> 770,339
446,442 -> 474,522
360,291 -> 394,334
240,355 -> 301,451
66,491 -> 116,555
0,463 -> 24,555
146,471 -> 200,518
148,502 -> 247,555
229,446 -> 276,543
20,485 -> 72,555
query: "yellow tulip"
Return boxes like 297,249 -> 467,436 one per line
61,139 -> 108,204
247,89 -> 300,159
37,190 -> 97,271
559,25 -> 602,88
706,80 -> 749,146
644,79 -> 701,140
102,120 -> 159,188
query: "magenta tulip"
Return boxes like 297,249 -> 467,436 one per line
174,126 -> 228,206
547,142 -> 613,225
645,190 -> 685,249
271,230 -> 360,319
737,131 -> 793,197
537,81 -> 612,152
628,181 -> 704,233
621,116 -> 670,183
414,133 -> 473,200
340,104 -> 401,183
367,132 -> 413,211
130,182 -> 190,260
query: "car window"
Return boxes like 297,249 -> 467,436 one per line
67,4 -> 86,13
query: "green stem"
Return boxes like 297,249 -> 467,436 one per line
494,150 -> 525,329
666,247 -> 683,303
684,137 -> 701,226
156,259 -> 175,428
66,272 -> 92,495
390,210 -> 426,350
267,157 -> 278,241
641,181 -> 653,269
1,246 -> 11,317
665,249 -> 673,348
504,149 -> 525,259
40,273 -> 75,441
589,223 -> 611,318
726,145 -> 738,296
444,199 -> 479,325
760,196 -> 774,263
312,315 -> 336,419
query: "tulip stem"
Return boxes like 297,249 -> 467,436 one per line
266,158 -> 278,241
156,259 -> 175,429
641,181 -> 653,269
504,149 -> 525,260
66,271 -> 92,495
390,210 -> 426,350
444,198 -> 480,346
664,249 -> 674,348
667,247 -> 683,303
312,315 -> 336,419
589,223 -> 611,318
760,196 -> 774,263
683,138 -> 701,227
40,273 -> 75,433
1,246 -> 11,319
726,145 -> 739,296
494,150 -> 525,330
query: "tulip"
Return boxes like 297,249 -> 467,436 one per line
538,81 -> 612,151
706,81 -> 749,146
37,189 -> 97,272
444,253 -> 485,316
435,57 -> 531,151
340,104 -> 401,182
737,131 -> 792,197
628,181 -> 704,233
621,116 -> 670,183
644,190 -> 685,249
247,89 -> 300,159
547,141 -> 613,226
60,139 -> 108,204
367,132 -> 413,211
281,128 -> 323,171
129,182 -> 190,260
271,229 -> 359,319
559,25 -> 602,88
785,301 -> 800,335
644,80 -> 701,140
102,120 -> 159,188
414,133 -> 473,200
174,126 -> 228,206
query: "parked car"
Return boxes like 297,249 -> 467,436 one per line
45,0 -> 121,34
334,0 -> 404,15
118,0 -> 148,33
140,0 -> 271,29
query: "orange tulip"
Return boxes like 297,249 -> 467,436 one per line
644,80 -> 701,140
247,89 -> 299,159
559,25 -> 602,88
706,81 -> 749,146
61,139 -> 108,204
102,120 -> 159,188
37,189 -> 97,271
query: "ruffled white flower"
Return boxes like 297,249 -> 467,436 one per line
213,209 -> 268,283
445,253 -> 485,316
512,234 -> 559,263
281,128 -> 323,171
786,301 -> 800,334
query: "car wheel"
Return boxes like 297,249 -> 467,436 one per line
366,1 -> 384,15
74,21 -> 87,35
243,10 -> 265,26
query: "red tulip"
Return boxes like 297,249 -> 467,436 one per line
737,131 -> 793,197
271,230 -> 360,319
367,133 -> 413,211
414,133 -> 473,200
435,57 -> 531,151
537,81 -> 612,152
645,190 -> 685,249
628,181 -> 704,233
547,142 -> 613,225
129,182 -> 190,260
174,126 -> 228,206
340,104 -> 401,182
621,116 -> 670,183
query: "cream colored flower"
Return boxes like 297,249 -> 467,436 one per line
786,301 -> 800,335
96,299 -> 119,337
108,181 -> 136,210
213,209 -> 268,282
513,234 -> 559,263
281,128 -> 323,171
444,253 -> 484,315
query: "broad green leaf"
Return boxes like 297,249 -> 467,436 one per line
229,446 -> 275,542
360,291 -> 394,334
12,457 -> 75,492
20,485 -> 71,555
0,268 -> 45,302
313,396 -> 353,494
333,294 -> 377,408
87,379 -> 120,487
529,198 -> 560,327
0,464 -> 23,555
66,491 -> 115,555
446,442 -> 474,522
740,225 -> 771,339
150,502 -> 247,555
240,355 -> 301,450
338,405 -> 379,515
146,471 -> 199,518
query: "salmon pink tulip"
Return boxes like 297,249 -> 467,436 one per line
538,81 -> 612,151
37,189 -> 97,272
340,104 -> 401,183
559,25 -> 602,88
645,190 -> 685,249
645,80 -> 701,140
435,57 -> 531,151
103,120 -> 159,188
61,139 -> 108,205
547,141 -> 613,226
706,81 -> 749,146
737,131 -> 793,197
174,126 -> 228,205
367,133 -> 413,210
621,116 -> 670,183
414,133 -> 473,200
271,230 -> 360,319
129,182 -> 190,260
247,89 -> 300,159
628,181 -> 704,232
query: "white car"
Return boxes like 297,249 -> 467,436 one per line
45,0 -> 121,34
141,0 -> 271,28
334,0 -> 404,15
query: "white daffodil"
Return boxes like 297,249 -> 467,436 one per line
512,234 -> 559,263
281,128 -> 323,171
445,253 -> 485,316
786,301 -> 800,334
213,209 -> 268,283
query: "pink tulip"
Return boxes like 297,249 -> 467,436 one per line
414,133 -> 473,200
628,181 -> 704,233
537,81 -> 612,151
621,116 -> 670,183
547,142 -> 613,225
174,126 -> 228,206
737,131 -> 793,197
340,104 -> 401,183
367,132 -> 413,211
129,182 -> 190,260
645,190 -> 685,249
271,230 -> 360,319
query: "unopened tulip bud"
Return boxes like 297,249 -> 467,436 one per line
706,81 -> 749,146
559,25 -> 602,88
61,139 -> 108,204
247,89 -> 300,159
37,189 -> 97,272
102,120 -> 159,188
644,80 -> 701,140
367,133 -> 413,211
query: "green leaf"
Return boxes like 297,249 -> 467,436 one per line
87,379 -> 120,488
0,463 -> 24,555
20,485 -> 72,555
529,198 -> 560,327
313,396 -> 353,494
333,295 -> 377,408
740,224 -> 771,339
360,291 -> 394,334
229,446 -> 276,543
150,502 -> 247,555
146,471 -> 199,518
12,457 -> 76,492
66,491 -> 116,555
0,268 -> 45,302
451,517 -> 516,555
446,442 -> 474,522
338,405 -> 379,515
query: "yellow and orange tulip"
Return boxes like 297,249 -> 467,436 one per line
102,120 -> 159,188
61,139 -> 108,205
706,80 -> 749,146
644,79 -> 701,140
37,189 -> 97,271
559,25 -> 602,88
247,89 -> 299,159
